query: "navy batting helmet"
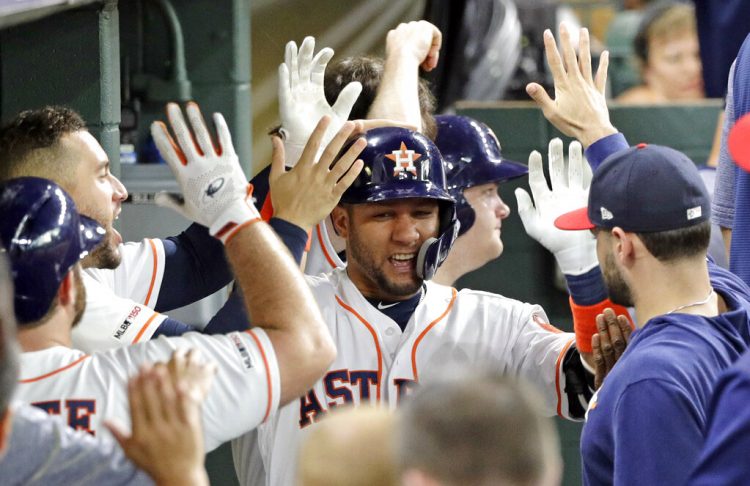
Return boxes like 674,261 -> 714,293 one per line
0,177 -> 105,324
435,115 -> 528,236
340,127 -> 459,280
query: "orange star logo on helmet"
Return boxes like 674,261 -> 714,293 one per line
386,141 -> 421,177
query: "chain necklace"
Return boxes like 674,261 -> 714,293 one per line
666,289 -> 715,315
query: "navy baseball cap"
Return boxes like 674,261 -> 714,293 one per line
0,177 -> 105,324
555,144 -> 710,232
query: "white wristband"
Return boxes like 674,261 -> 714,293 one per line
554,240 -> 598,276
209,197 -> 262,245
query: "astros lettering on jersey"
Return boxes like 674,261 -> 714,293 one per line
232,268 -> 579,486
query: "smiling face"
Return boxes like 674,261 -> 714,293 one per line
60,131 -> 128,269
333,198 -> 440,301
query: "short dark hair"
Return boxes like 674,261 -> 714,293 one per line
0,106 -> 86,183
636,220 -> 711,262
0,253 -> 20,415
397,371 -> 559,486
324,56 -> 437,140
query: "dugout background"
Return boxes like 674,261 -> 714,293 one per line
0,1 -> 721,485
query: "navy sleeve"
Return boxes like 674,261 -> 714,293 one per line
565,267 -> 608,306
156,223 -> 233,312
203,286 -> 249,334
151,316 -> 194,337
154,165 -> 273,312
202,218 -> 307,335
728,34 -> 750,286
613,379 -> 704,485
584,133 -> 629,170
269,217 -> 308,265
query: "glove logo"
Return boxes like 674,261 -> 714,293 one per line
205,177 -> 225,199
386,142 -> 420,178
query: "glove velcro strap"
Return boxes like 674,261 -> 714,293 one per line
554,240 -> 598,276
210,188 -> 262,245
570,297 -> 634,353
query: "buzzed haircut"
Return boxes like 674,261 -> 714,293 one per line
0,253 -> 20,415
0,106 -> 86,183
397,372 -> 560,486
324,56 -> 438,140
636,220 -> 711,262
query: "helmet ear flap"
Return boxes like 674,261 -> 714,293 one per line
450,189 -> 475,237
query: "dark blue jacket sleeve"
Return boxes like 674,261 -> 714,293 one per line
156,223 -> 233,312
201,217 -> 308,335
584,133 -> 629,170
154,166 -> 274,312
729,34 -> 750,286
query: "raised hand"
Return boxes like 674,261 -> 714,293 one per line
278,36 -> 362,167
515,138 -> 598,275
270,116 -> 365,231
151,102 -> 260,244
385,20 -> 442,72
526,23 -> 617,148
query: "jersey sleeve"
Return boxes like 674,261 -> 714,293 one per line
84,238 -> 166,308
73,275 -> 167,353
0,403 -> 150,485
688,366 -> 750,485
103,329 -> 281,452
612,379 -> 704,485
501,302 -> 579,420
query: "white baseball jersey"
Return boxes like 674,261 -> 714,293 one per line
75,239 -> 167,352
304,218 -> 345,276
17,329 -> 280,452
232,268 -> 576,486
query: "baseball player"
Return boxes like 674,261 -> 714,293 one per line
0,102 -> 333,353
526,23 -> 750,484
2,102 -> 361,450
430,114 -> 528,285
232,127 -> 608,486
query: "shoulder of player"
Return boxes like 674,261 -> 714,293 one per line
450,286 -> 540,313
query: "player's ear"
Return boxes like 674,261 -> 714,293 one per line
331,205 -> 351,239
0,408 -> 14,457
57,271 -> 75,306
611,227 -> 635,265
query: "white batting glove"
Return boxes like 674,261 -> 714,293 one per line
278,36 -> 362,167
151,102 -> 260,245
515,138 -> 598,275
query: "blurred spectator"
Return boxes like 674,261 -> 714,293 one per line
397,372 -> 561,486
617,2 -> 704,103
297,406 -> 397,486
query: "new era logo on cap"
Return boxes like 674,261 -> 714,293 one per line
600,207 -> 613,220
687,206 -> 702,221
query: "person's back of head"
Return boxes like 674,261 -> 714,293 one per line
324,56 -> 438,140
0,177 -> 104,328
297,406 -> 397,486
0,106 -> 86,185
397,372 -> 561,486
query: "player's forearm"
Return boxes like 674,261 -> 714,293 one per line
224,221 -> 335,403
367,53 -> 423,131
